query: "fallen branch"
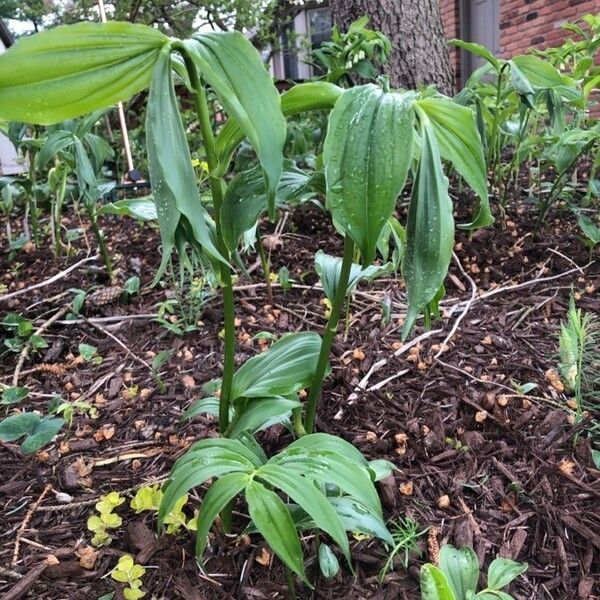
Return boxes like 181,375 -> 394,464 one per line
0,255 -> 98,304
12,484 -> 52,566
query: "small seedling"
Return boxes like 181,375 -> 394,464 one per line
1,313 -> 47,353
110,554 -> 146,600
420,544 -> 527,600
54,399 -> 99,427
379,517 -> 428,581
87,492 -> 124,547
130,485 -> 196,534
79,343 -> 103,365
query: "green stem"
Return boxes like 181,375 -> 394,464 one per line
256,230 -> 273,306
284,566 -> 297,600
182,49 -> 235,435
85,203 -> 113,276
304,235 -> 355,434
28,147 -> 40,247
53,168 -> 68,257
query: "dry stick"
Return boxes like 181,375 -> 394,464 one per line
13,305 -> 71,386
79,315 -> 152,371
0,255 -> 99,304
347,328 -> 443,402
53,313 -> 158,325
12,484 -> 52,566
434,253 -> 478,359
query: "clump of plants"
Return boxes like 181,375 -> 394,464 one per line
110,554 -> 146,600
0,18 -> 490,591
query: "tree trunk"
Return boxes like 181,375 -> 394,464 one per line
329,0 -> 454,94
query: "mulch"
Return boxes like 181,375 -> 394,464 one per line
0,197 -> 599,600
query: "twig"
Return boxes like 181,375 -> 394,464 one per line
0,255 -> 98,303
12,484 -> 52,566
13,305 -> 71,386
79,315 -> 152,371
348,328 -> 443,402
53,313 -> 158,325
435,253 -> 478,359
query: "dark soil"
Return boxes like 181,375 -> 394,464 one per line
1,196 -> 599,600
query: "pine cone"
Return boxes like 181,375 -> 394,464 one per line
87,286 -> 122,307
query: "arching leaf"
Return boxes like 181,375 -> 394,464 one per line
323,85 -> 415,265
0,22 -> 169,124
183,33 -> 286,217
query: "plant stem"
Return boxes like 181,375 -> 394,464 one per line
85,203 -> 113,277
183,49 -> 235,435
255,230 -> 274,306
53,168 -> 68,257
284,566 -> 297,600
304,235 -> 355,434
28,146 -> 40,247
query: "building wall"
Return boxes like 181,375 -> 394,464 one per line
438,0 -> 599,88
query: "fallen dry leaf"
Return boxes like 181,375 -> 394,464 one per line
475,410 -> 488,423
545,368 -> 564,393
352,348 -> 365,361
256,547 -> 271,566
558,458 -> 576,476
437,495 -> 450,509
399,481 -> 414,496
76,546 -> 98,570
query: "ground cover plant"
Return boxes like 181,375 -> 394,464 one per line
0,11 -> 599,600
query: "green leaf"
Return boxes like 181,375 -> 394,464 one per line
159,439 -> 257,521
231,333 -> 322,401
319,544 -> 340,579
327,497 -> 393,545
216,81 -> 343,174
245,480 -> 309,585
272,447 -> 381,516
257,463 -> 351,563
448,40 -> 500,70
0,413 -> 64,454
195,472 -> 249,557
146,48 -> 223,278
315,250 -> 393,301
78,343 -> 98,362
98,198 -> 158,222
486,558 -> 528,590
36,131 -> 74,170
415,96 -> 492,229
228,397 -> 301,438
402,114 -> 454,338
221,161 -> 314,252
420,564 -> 457,600
181,396 -> 222,421
1,386 -> 29,406
282,432 -> 369,466
510,55 -> 566,89
182,32 -> 285,216
592,449 -> 600,469
324,85 -> 415,265
0,22 -> 169,124
439,545 -> 479,599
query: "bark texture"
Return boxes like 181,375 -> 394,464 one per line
329,0 -> 454,94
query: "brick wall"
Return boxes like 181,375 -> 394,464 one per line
437,0 -> 599,89
500,0 -> 598,57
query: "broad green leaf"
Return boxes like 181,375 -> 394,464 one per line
439,545 -> 479,599
36,131 -> 74,170
476,592 -> 514,600
98,197 -> 158,222
245,480 -> 309,585
183,32 -> 285,216
448,39 -> 500,70
511,55 -> 566,89
324,85 -> 415,265
146,48 -> 222,278
415,96 -> 492,229
180,396 -> 222,421
402,114 -> 454,338
257,464 -> 351,563
231,333 -> 322,401
0,413 -> 64,454
319,544 -> 340,579
195,472 -> 249,557
282,432 -> 369,466
367,459 -> 396,482
314,250 -> 393,301
228,397 -> 301,438
216,81 -> 343,173
221,161 -> 315,252
507,61 -> 535,108
1,386 -> 29,406
160,440 -> 257,521
420,564 -> 457,600
328,497 -> 393,544
486,558 -> 528,590
0,22 -> 169,124
272,447 -> 381,515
